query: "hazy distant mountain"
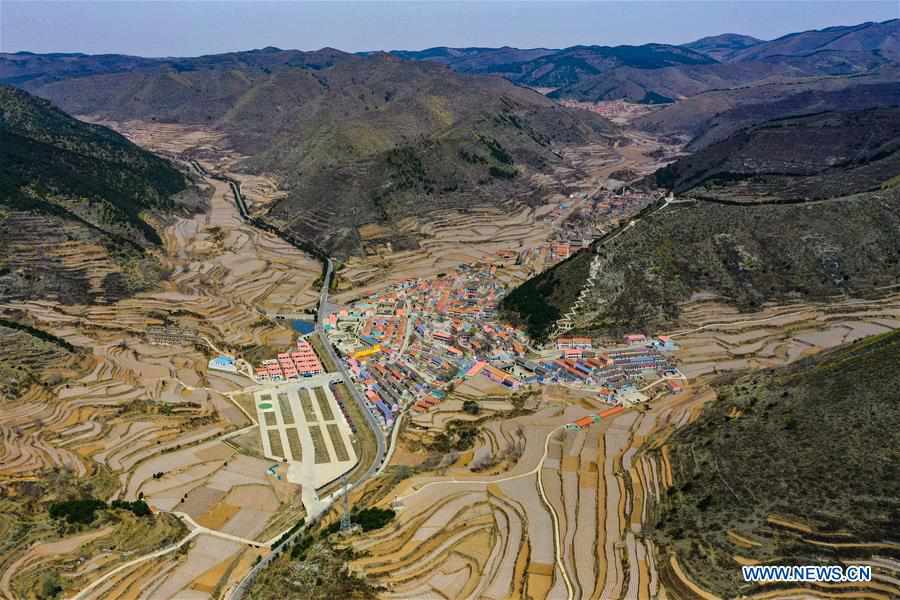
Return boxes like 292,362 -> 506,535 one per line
683,33 -> 763,61
381,46 -> 557,73
388,43 -> 720,101
489,43 -> 718,87
0,47 -> 353,88
0,85 -> 188,303
383,20 -> 899,102
11,50 -> 618,256
0,52 -> 162,87
729,18 -> 900,62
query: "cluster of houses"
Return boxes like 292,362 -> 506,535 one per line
254,339 -> 324,382
327,262 -> 535,420
319,256 -> 686,427
499,334 -> 682,402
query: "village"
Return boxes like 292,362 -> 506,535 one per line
234,185 -> 679,439
316,260 -> 685,433
515,186 -> 660,276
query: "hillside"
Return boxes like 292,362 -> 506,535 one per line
650,331 -> 900,597
492,44 -> 718,89
653,107 -> 900,199
635,72 -> 900,150
16,52 -> 618,256
384,20 -> 898,105
503,187 -> 900,340
383,46 -> 557,74
0,85 -> 190,304
0,47 -> 351,88
501,109 -> 900,340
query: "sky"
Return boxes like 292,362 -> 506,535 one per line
1,1 -> 897,56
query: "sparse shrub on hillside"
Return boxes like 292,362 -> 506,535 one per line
352,507 -> 396,532
479,136 -> 514,164
38,571 -> 62,599
649,330 -> 900,595
489,165 -> 517,179
110,499 -> 152,517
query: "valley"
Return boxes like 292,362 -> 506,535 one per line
0,107 -> 678,599
2,13 -> 900,600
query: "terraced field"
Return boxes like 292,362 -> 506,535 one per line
669,294 -> 900,378
0,160 -> 317,599
346,384 -> 703,599
344,295 -> 900,599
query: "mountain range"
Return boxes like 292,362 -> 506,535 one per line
385,19 -> 899,103
3,18 -> 899,268
3,50 -> 617,256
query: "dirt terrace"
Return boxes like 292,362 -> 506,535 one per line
0,161 -> 319,599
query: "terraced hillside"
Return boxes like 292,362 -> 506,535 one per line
504,188 -> 900,340
0,168 -> 318,599
503,106 -> 900,341
650,330 -> 900,598
0,85 -> 191,304
12,51 -> 618,256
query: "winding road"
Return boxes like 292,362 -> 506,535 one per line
223,191 -> 387,599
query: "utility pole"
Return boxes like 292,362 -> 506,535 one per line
340,475 -> 351,532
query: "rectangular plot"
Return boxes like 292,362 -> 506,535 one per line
264,412 -> 277,427
267,428 -> 284,457
326,423 -> 350,462
308,425 -> 331,464
259,394 -> 271,402
299,388 -> 318,422
278,392 -> 295,425
314,387 -> 335,421
285,427 -> 302,462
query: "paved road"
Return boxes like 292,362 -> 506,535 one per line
316,258 -> 387,481
226,242 -> 386,600
129,168 -> 388,600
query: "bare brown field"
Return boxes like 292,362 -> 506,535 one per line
669,294 -> 900,378
0,137 -> 319,598
344,294 -> 900,599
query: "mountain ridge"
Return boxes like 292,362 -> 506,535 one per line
501,107 -> 900,340
10,52 -> 619,256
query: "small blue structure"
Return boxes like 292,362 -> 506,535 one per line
291,320 -> 315,335
208,355 -> 237,373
